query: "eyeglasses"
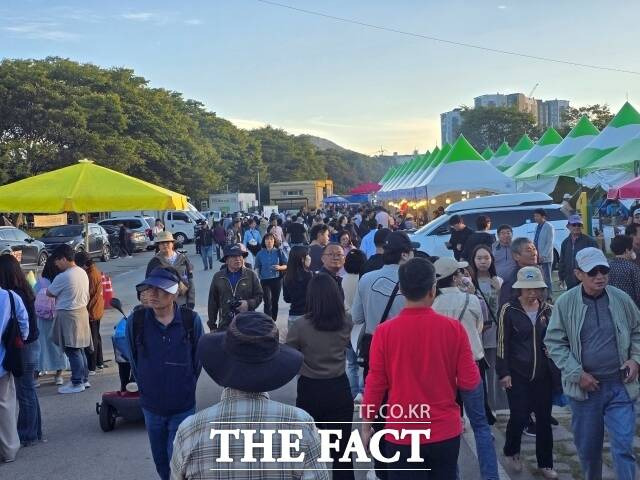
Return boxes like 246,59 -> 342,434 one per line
585,266 -> 610,276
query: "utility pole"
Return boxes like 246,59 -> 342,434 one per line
257,169 -> 261,207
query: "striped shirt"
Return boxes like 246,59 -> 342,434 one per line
170,388 -> 329,480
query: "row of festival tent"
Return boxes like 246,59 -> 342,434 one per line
378,101 -> 640,200
377,133 -> 516,201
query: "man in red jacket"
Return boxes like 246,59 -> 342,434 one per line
362,257 -> 480,479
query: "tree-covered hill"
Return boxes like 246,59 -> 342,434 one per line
0,57 -> 392,203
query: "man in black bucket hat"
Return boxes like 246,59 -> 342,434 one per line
170,312 -> 328,479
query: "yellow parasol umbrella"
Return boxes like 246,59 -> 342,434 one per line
0,159 -> 189,250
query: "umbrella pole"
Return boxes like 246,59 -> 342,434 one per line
84,213 -> 89,252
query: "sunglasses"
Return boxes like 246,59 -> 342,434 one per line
585,266 -> 610,277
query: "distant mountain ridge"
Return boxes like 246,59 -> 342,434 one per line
299,134 -> 351,153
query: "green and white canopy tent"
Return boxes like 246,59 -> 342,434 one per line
398,150 -> 431,190
546,102 -> 640,186
378,165 -> 398,187
580,132 -> 640,190
378,164 -> 401,191
505,129 -> 561,178
408,147 -> 440,188
504,128 -> 563,193
406,148 -> 439,188
416,135 -> 514,199
379,155 -> 415,192
588,136 -> 640,173
495,134 -> 535,172
516,115 -> 599,180
414,144 -> 452,190
489,141 -> 512,167
481,147 -> 494,160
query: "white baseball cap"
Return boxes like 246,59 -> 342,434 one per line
434,257 -> 468,279
576,247 -> 609,272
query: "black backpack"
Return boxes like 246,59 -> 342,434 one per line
1,291 -> 25,377
130,305 -> 197,362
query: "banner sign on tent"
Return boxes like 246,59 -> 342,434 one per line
33,214 -> 68,227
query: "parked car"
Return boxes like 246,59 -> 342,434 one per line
410,193 -> 569,263
98,217 -> 152,251
101,209 -> 204,244
0,226 -> 49,267
40,224 -> 111,261
100,225 -> 123,258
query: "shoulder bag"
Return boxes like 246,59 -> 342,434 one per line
356,282 -> 400,367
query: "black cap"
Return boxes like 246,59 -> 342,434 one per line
449,214 -> 462,226
373,228 -> 392,247
222,244 -> 248,260
383,231 -> 420,252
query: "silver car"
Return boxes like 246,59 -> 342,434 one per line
98,217 -> 153,251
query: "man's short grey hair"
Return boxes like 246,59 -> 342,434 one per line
511,237 -> 533,255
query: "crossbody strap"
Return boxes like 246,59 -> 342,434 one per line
8,290 -> 16,321
379,283 -> 400,326
457,293 -> 470,321
475,286 -> 497,324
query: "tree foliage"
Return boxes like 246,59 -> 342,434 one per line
0,57 -> 391,204
459,106 -> 539,152
0,57 -> 221,201
559,104 -> 614,136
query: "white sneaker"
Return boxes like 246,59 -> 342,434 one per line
504,454 -> 523,472
540,468 -> 558,479
88,370 -> 96,376
58,383 -> 85,394
84,381 -> 91,388
54,375 -> 63,385
353,393 -> 363,404
366,469 -> 379,480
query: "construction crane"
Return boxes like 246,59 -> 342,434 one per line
528,83 -> 539,98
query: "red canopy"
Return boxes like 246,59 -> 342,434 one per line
349,182 -> 381,194
608,176 -> 640,200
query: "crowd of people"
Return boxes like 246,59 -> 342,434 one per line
2,202 -> 640,480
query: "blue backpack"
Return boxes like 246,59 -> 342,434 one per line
111,306 -> 196,364
112,317 -> 129,363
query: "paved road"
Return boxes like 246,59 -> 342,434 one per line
2,246 -> 500,479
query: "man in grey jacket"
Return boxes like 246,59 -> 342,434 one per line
545,247 -> 640,480
351,231 -> 418,377
533,208 -> 555,289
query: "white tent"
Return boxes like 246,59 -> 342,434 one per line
416,135 -> 514,199
495,134 -> 534,171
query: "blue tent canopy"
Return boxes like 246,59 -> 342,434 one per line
323,195 -> 349,204
345,194 -> 369,204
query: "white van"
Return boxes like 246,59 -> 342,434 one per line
410,193 -> 569,261
109,204 -> 204,244
163,210 -> 199,244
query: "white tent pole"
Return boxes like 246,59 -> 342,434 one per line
84,214 -> 89,252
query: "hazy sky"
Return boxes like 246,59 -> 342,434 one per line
3,0 -> 640,155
